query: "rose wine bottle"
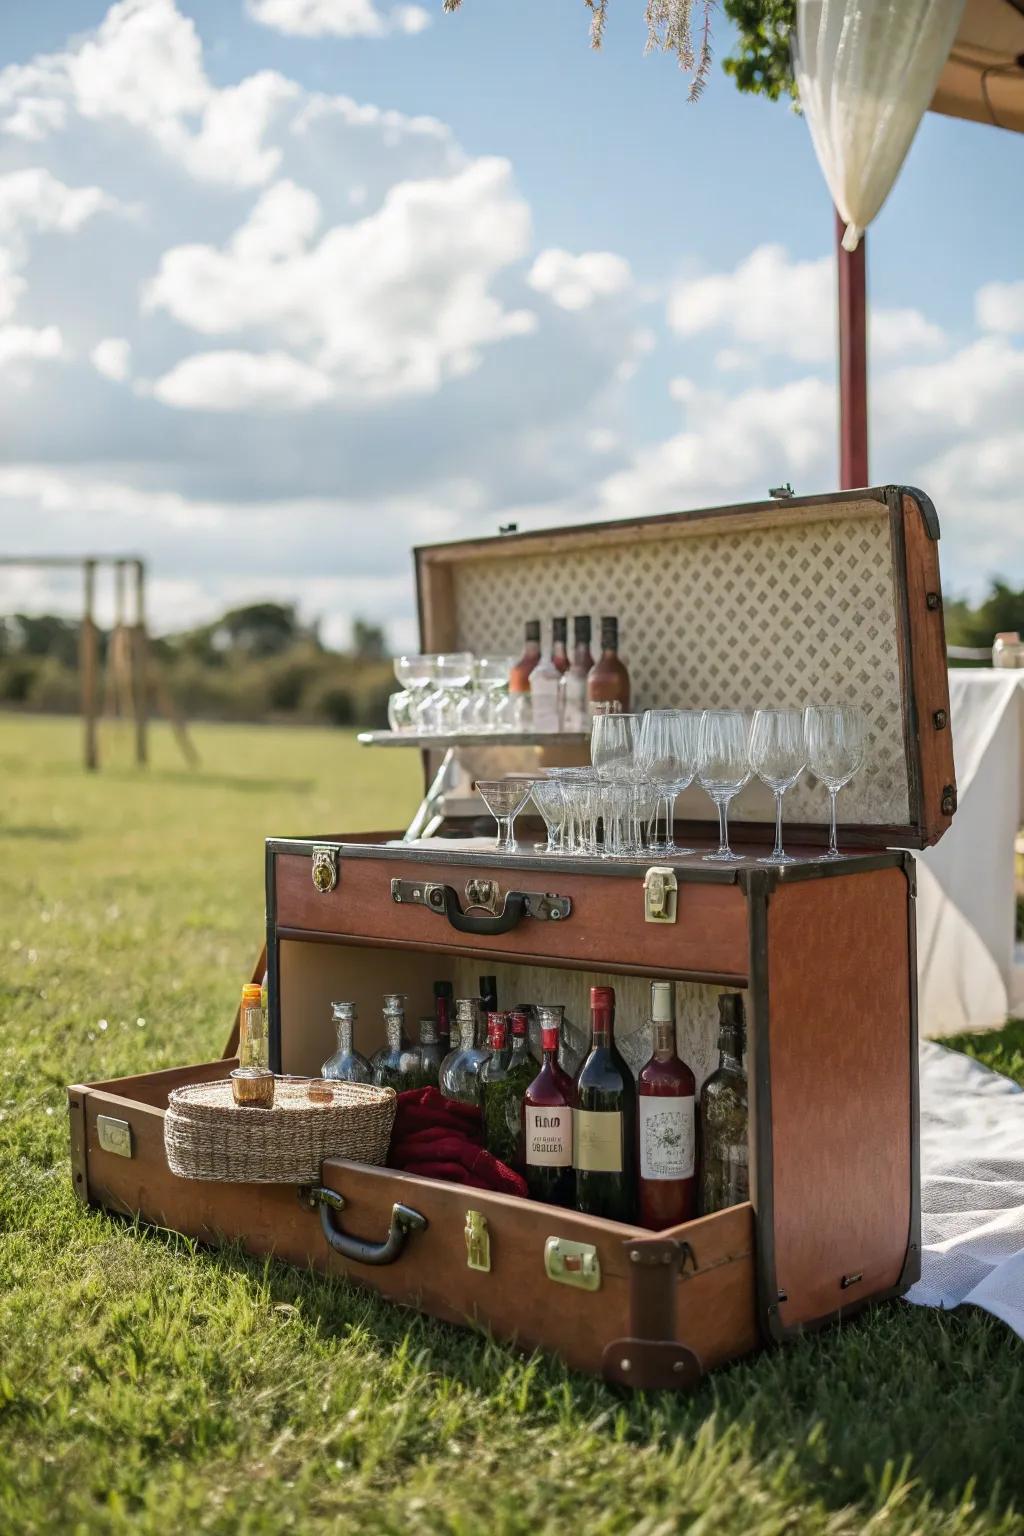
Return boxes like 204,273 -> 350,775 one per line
433,979 -> 453,1058
586,616 -> 630,718
552,616 -> 569,673
509,620 -> 542,707
636,982 -> 697,1228
561,615 -> 594,732
529,621 -> 567,733
522,1006 -> 575,1207
699,994 -> 749,1214
573,986 -> 636,1222
321,1001 -> 372,1083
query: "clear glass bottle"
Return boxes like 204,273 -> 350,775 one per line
321,1000 -> 372,1083
529,622 -> 566,733
480,1012 -> 518,1166
561,615 -> 594,732
416,1015 -> 443,1089
573,985 -> 636,1222
439,997 -> 488,1104
371,993 -> 418,1091
699,994 -> 749,1215
231,982 -> 274,1106
637,981 -> 697,1229
523,1006 -> 575,1207
587,616 -> 630,718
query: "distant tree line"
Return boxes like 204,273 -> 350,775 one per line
944,583 -> 1024,656
0,602 -> 394,727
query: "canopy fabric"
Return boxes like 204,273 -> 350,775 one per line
795,0 -> 968,252
932,0 -> 1024,133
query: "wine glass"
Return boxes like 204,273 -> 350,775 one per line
749,708 -> 807,865
531,778 -> 565,854
697,710 -> 752,863
804,705 -> 867,861
636,709 -> 701,855
427,652 -> 475,734
590,713 -> 639,780
386,691 -> 414,733
395,655 -> 437,734
475,778 -> 537,853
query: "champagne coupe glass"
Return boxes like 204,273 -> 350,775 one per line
426,652 -> 474,735
397,654 -> 438,733
636,709 -> 702,855
531,778 -> 565,854
804,704 -> 867,861
697,709 -> 752,863
475,778 -> 537,853
749,708 -> 807,865
455,658 -> 488,735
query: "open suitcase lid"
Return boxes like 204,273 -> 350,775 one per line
412,485 -> 956,852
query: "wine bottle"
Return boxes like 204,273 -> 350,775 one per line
231,982 -> 275,1105
439,997 -> 487,1105
573,985 -> 636,1222
586,616 -> 630,718
371,994 -> 419,1091
433,979 -> 453,1058
479,975 -> 497,1032
523,1006 -> 575,1207
529,622 -> 566,733
699,994 -> 749,1215
561,615 -> 594,732
415,1015 -> 443,1088
509,621 -> 542,699
480,1012 -> 519,1166
321,1000 -> 373,1084
636,982 -> 696,1228
552,616 -> 569,673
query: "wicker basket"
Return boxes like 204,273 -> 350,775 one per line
164,1077 -> 397,1183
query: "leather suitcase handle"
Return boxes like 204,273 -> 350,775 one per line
437,884 -> 528,934
390,879 -> 572,934
309,1187 -> 428,1265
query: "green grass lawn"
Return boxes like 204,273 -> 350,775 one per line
2,714 -> 1024,1535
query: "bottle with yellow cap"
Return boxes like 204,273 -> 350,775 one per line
231,982 -> 275,1106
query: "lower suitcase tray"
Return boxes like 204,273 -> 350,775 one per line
68,1059 -> 758,1390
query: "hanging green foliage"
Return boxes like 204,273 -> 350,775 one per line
441,0 -> 797,105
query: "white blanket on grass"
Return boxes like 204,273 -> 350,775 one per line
909,1040 -> 1024,1334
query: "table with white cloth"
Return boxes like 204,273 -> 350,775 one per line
916,669 -> 1024,1037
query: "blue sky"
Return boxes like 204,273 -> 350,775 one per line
0,0 -> 1021,646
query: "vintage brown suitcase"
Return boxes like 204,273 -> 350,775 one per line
68,485 -> 955,1391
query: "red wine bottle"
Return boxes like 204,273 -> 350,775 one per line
573,985 -> 636,1222
433,980 -> 453,1058
636,981 -> 697,1229
522,1006 -> 575,1207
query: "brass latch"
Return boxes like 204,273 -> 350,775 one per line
311,844 -> 339,894
465,1210 -> 491,1272
643,866 -> 678,924
96,1115 -> 132,1158
544,1236 -> 601,1291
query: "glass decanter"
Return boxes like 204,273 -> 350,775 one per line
438,997 -> 488,1105
321,1001 -> 372,1083
371,993 -> 419,1090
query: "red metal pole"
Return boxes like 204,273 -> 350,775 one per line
836,207 -> 868,489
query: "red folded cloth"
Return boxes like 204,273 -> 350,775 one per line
388,1086 -> 528,1197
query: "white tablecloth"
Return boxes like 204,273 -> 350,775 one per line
916,670 -> 1024,1037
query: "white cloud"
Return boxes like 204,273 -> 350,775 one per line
151,349 -> 336,411
247,0 -> 431,39
0,167 -> 119,238
527,248 -> 633,311
91,337 -> 132,381
0,324 -> 63,364
668,244 -> 945,363
144,158 -> 537,400
976,279 -> 1024,335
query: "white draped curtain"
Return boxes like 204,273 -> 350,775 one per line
794,0 -> 966,250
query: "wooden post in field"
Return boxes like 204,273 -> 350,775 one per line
132,559 -> 148,767
80,558 -> 99,771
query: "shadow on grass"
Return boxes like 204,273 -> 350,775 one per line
119,1211 -> 1024,1523
0,823 -> 80,841
9,763 -> 316,794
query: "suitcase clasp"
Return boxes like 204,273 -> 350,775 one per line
544,1237 -> 601,1291
643,866 -> 678,924
311,844 -> 339,894
465,1209 -> 491,1272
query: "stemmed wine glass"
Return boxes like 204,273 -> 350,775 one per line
697,710 -> 752,863
424,653 -> 474,734
590,713 -> 640,781
531,778 -> 565,854
804,705 -> 867,861
475,655 -> 518,732
475,778 -> 537,853
636,709 -> 701,855
749,708 -> 807,865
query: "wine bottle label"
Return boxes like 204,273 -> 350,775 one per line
573,1108 -> 623,1173
524,1105 -> 572,1167
638,1095 -> 695,1181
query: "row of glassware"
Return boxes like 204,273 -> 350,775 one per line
389,652 -> 533,736
477,703 -> 867,865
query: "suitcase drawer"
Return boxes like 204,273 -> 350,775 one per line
272,851 -> 749,982
69,1064 -> 757,1386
